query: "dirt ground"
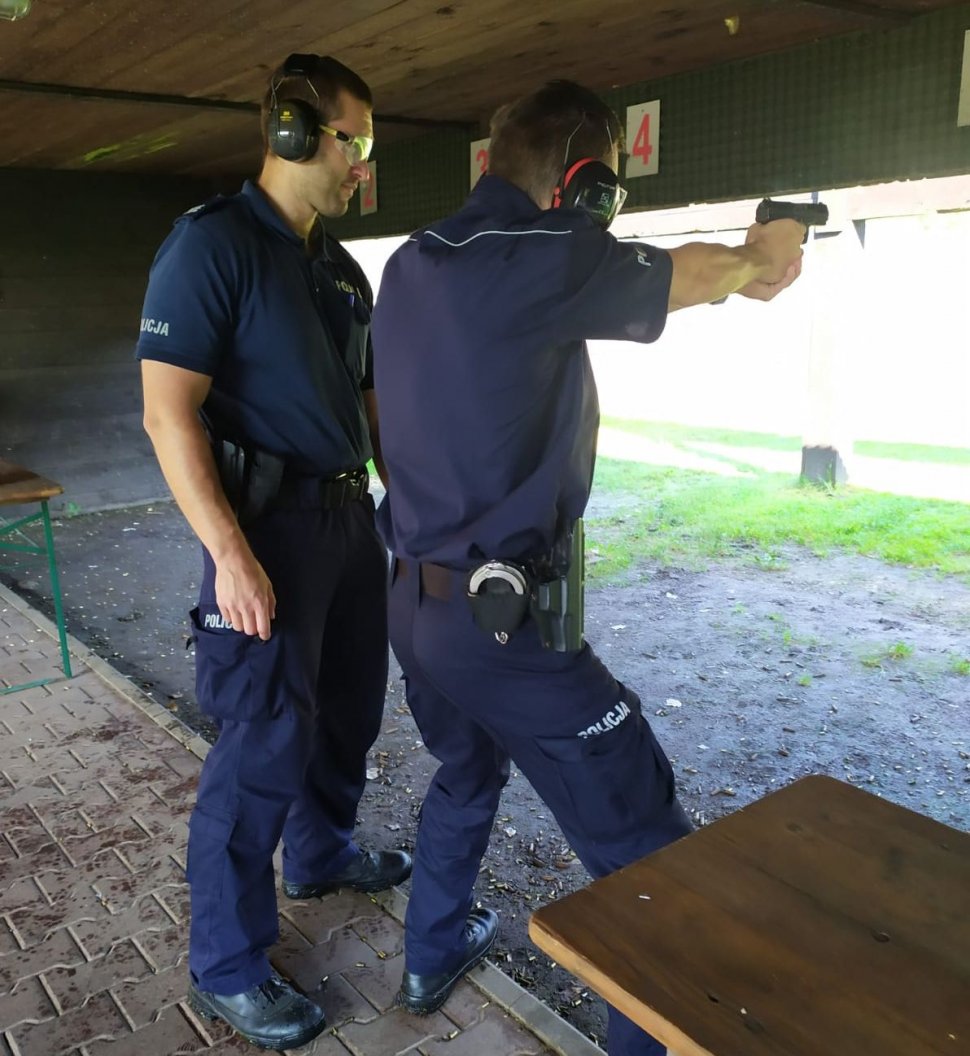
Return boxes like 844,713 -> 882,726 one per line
5,499 -> 968,1049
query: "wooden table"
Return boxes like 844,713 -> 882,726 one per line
529,775 -> 970,1056
0,459 -> 73,690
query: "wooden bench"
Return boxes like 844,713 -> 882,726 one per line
0,459 -> 73,690
530,774 -> 970,1056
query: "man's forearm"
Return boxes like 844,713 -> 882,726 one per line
145,415 -> 251,564
666,242 -> 773,310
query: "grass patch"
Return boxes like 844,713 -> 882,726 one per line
950,656 -> 970,676
601,417 -> 800,452
587,459 -> 970,584
600,418 -> 970,466
860,641 -> 915,669
854,440 -> 970,466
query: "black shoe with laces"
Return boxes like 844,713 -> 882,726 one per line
398,907 -> 498,1015
282,848 -> 412,898
188,972 -> 326,1051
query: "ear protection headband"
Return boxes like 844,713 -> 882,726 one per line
551,116 -> 627,229
267,53 -> 321,162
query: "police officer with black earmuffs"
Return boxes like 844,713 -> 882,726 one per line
136,54 -> 411,1051
372,80 -> 805,1054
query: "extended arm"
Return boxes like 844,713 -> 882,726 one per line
667,218 -> 805,311
141,359 -> 276,639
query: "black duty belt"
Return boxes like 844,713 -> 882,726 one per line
277,467 -> 369,511
394,523 -> 585,652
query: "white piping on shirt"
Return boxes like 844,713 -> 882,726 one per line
410,228 -> 573,248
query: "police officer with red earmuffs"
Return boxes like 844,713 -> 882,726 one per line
136,54 -> 411,1051
371,80 -> 805,1055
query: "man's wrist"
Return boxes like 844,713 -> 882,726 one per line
209,527 -> 252,568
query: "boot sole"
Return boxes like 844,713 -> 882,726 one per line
397,930 -> 498,1016
283,872 -> 412,899
187,993 -> 327,1051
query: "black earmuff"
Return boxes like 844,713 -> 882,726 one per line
552,158 -> 626,230
267,54 -> 321,162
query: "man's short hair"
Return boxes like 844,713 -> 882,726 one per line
260,55 -> 372,150
488,81 -> 623,202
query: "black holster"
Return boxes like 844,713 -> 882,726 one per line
531,519 -> 585,652
211,437 -> 285,527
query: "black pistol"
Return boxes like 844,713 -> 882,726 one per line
756,197 -> 829,243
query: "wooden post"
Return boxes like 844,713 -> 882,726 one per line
801,198 -> 862,486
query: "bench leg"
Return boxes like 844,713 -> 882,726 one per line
40,500 -> 73,679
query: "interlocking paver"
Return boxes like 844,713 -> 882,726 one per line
274,925 -> 378,994
111,964 -> 190,1029
4,824 -> 59,865
0,590 -> 594,1056
68,893 -> 177,960
419,1006 -> 555,1055
281,891 -> 385,945
30,850 -> 132,907
337,1006 -> 457,1056
114,823 -> 190,874
0,879 -> 46,918
0,975 -> 55,1031
82,1003 -> 208,1056
0,925 -> 86,996
151,883 -> 190,928
317,973 -> 379,1027
60,821 -> 165,870
0,839 -> 70,883
127,922 -> 186,974
0,919 -> 20,957
341,960 -> 404,1015
90,858 -> 185,914
155,750 -> 203,782
350,914 -> 404,962
43,938 -> 155,1013
6,990 -> 130,1054
435,979 -> 493,1030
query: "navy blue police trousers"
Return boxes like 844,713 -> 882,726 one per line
389,561 -> 693,1056
186,496 -> 388,994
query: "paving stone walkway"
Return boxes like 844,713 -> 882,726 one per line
1,584 -> 602,1056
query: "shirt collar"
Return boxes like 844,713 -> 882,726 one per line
466,174 -> 542,221
241,179 -> 304,246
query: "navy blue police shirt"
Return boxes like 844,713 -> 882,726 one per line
372,174 -> 673,569
135,180 -> 374,476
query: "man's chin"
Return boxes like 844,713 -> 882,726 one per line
318,199 -> 350,219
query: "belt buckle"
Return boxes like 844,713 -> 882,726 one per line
323,469 -> 365,508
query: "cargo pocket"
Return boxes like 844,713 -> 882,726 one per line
535,709 -> 674,847
190,606 -> 283,722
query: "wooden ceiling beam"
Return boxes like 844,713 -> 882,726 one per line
0,79 -> 474,129
793,0 -> 913,22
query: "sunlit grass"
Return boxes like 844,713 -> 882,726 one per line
587,458 -> 970,584
600,418 -> 970,465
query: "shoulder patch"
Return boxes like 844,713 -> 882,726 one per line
180,195 -> 233,222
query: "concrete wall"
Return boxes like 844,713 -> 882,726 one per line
0,169 -> 213,513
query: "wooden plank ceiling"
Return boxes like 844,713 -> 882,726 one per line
0,0 -> 962,179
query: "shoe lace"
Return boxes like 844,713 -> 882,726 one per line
248,975 -> 288,1007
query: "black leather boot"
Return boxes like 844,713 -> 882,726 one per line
188,972 -> 326,1050
282,848 -> 412,898
398,907 -> 498,1015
